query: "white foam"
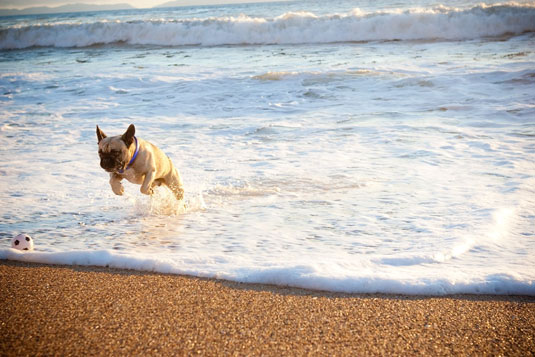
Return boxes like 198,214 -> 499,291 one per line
1,1 -> 535,297
1,4 -> 534,49
2,248 -> 534,295
131,187 -> 205,216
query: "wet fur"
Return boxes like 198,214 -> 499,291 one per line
96,124 -> 184,201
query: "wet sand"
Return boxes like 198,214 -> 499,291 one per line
1,260 -> 534,355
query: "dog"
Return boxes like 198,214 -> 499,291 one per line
96,124 -> 184,201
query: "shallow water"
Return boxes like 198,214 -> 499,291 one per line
1,0 -> 534,295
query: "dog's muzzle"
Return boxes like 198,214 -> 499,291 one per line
100,156 -> 124,173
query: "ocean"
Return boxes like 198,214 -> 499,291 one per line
1,0 -> 534,295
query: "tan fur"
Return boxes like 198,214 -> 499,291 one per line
96,124 -> 184,201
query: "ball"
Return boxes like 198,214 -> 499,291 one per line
11,234 -> 34,251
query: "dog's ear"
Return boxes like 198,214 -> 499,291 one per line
121,124 -> 136,147
96,125 -> 107,143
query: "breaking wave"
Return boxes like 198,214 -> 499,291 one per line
1,3 -> 535,49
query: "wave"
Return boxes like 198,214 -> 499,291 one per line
2,249 -> 534,295
1,3 -> 535,49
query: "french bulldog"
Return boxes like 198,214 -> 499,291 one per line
96,124 -> 184,201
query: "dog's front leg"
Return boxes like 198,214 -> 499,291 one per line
109,173 -> 124,196
165,167 -> 184,201
140,170 -> 155,195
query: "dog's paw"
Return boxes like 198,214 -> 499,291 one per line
140,186 -> 154,195
112,185 -> 125,196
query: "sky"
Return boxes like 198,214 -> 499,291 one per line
0,0 -> 279,10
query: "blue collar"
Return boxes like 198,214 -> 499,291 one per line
118,136 -> 139,174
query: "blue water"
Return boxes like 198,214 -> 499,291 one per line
1,0 -> 534,295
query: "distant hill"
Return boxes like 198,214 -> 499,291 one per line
0,3 -> 135,16
156,1 -> 227,7
155,0 -> 276,8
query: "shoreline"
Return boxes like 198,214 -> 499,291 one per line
1,259 -> 534,355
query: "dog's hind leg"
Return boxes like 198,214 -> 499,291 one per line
151,178 -> 164,190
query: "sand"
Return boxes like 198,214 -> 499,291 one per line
1,260 -> 534,356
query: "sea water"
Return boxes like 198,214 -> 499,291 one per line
1,0 -> 534,295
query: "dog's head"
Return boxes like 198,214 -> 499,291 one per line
96,124 -> 136,173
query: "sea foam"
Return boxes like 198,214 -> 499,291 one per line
2,248 -> 534,295
2,0 -> 535,297
1,4 -> 534,49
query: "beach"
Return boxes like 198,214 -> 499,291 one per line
1,2 -> 535,353
2,260 -> 534,355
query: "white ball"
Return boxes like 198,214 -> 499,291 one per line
11,234 -> 34,251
